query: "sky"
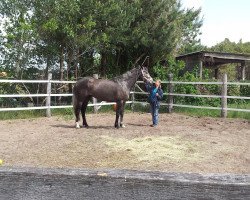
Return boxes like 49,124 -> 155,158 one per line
181,0 -> 250,47
1,1 -> 249,48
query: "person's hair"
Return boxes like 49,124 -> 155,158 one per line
155,80 -> 161,88
155,80 -> 161,84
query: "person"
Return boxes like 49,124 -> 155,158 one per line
145,80 -> 163,127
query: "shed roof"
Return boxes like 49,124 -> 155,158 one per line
176,51 -> 250,67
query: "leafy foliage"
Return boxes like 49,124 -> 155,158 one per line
208,38 -> 250,80
0,0 -> 203,78
1,0 -> 248,115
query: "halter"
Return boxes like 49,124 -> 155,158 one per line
141,56 -> 149,67
132,56 -> 149,82
135,66 -> 147,82
139,56 -> 150,82
135,67 -> 142,81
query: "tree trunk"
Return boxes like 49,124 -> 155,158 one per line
58,46 -> 64,104
67,48 -> 74,104
115,50 -> 121,75
78,48 -> 84,77
74,48 -> 79,80
43,56 -> 50,105
14,60 -> 21,79
100,52 -> 107,77
118,52 -> 128,74
60,46 -> 64,81
79,49 -> 94,77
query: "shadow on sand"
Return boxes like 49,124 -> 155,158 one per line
51,124 -> 116,130
126,123 -> 149,127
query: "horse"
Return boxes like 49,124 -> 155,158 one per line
73,66 -> 153,129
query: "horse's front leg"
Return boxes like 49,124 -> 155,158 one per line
120,101 -> 126,128
81,96 -> 91,128
74,102 -> 82,129
115,101 -> 121,128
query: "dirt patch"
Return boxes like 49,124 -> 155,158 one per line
0,113 -> 249,174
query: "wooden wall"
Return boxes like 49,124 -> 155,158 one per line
0,167 -> 249,200
246,63 -> 250,80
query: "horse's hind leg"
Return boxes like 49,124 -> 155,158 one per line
74,102 -> 82,129
115,101 -> 122,128
120,101 -> 126,128
81,96 -> 91,127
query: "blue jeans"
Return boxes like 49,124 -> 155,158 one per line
150,103 -> 159,125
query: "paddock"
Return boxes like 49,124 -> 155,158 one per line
0,113 -> 249,174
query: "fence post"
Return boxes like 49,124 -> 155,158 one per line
241,64 -> 246,81
221,73 -> 227,118
199,60 -> 203,79
167,74 -> 173,113
46,73 -> 52,117
131,89 -> 135,112
93,74 -> 98,113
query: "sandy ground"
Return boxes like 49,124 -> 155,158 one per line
0,113 -> 249,174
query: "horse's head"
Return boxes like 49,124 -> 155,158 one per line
140,66 -> 153,84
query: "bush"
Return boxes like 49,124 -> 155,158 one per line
152,59 -> 249,109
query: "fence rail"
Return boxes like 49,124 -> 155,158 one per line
0,101 -> 133,112
1,73 -> 249,117
0,94 -> 73,98
0,80 -> 76,84
137,80 -> 250,85
132,92 -> 250,100
135,74 -> 250,116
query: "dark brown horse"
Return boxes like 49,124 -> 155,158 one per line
73,66 -> 153,129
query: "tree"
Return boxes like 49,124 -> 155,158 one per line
0,0 -> 36,78
177,6 -> 204,55
1,0 -> 203,78
210,38 -> 250,54
114,0 -> 203,72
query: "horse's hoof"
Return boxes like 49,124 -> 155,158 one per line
75,122 -> 80,129
120,124 -> 126,128
115,124 -> 119,129
83,125 -> 89,128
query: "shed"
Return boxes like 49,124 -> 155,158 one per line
176,51 -> 250,80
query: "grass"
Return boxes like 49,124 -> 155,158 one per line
0,109 -> 47,120
0,104 -> 131,120
133,102 -> 250,120
0,102 -> 249,120
173,102 -> 250,120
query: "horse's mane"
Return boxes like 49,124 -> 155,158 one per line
112,67 -> 139,82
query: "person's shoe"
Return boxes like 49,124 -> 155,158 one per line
150,124 -> 156,127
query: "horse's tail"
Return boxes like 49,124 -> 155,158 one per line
72,85 -> 77,110
72,82 -> 81,128
72,77 -> 89,109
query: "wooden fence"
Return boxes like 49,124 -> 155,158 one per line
134,73 -> 250,117
0,73 -> 132,117
0,167 -> 249,200
0,73 -> 249,117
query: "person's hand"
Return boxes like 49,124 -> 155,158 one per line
156,93 -> 159,96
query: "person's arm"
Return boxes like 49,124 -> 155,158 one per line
156,88 -> 163,100
145,82 -> 152,92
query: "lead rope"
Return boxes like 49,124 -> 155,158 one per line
141,56 -> 149,67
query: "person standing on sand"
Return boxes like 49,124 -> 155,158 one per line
145,80 -> 163,127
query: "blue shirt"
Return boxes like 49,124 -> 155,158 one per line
145,83 -> 163,106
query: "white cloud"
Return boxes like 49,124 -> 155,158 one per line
182,0 -> 250,46
201,22 -> 250,47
